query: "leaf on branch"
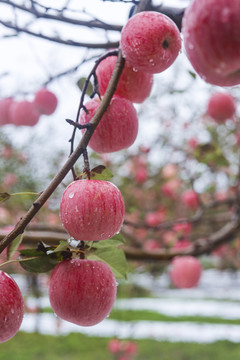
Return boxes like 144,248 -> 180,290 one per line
86,246 -> 129,279
90,165 -> 113,181
188,70 -> 196,79
18,248 -> 60,273
89,233 -> 126,249
7,233 -> 24,260
193,142 -> 229,167
0,192 -> 10,203
47,240 -> 69,254
77,77 -> 93,97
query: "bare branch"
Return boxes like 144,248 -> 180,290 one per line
0,0 -> 123,32
0,19 -> 119,49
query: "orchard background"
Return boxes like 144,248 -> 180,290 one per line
0,0 -> 240,358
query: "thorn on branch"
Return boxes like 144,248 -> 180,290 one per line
66,118 -> 92,130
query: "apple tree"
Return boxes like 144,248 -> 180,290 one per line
0,0 -> 240,343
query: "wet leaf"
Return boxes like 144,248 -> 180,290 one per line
87,246 -> 129,279
90,234 -> 126,249
7,233 -> 24,260
90,165 -> 113,181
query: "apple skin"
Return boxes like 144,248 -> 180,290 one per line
9,100 -> 40,126
207,92 -> 236,123
60,180 -> 125,241
0,270 -> 24,343
182,0 -> 240,86
96,55 -> 153,103
33,88 -> 58,115
0,98 -> 14,125
80,97 -> 138,153
120,11 -> 181,74
169,256 -> 202,289
49,259 -> 117,326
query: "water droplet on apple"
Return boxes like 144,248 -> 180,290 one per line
69,192 -> 75,199
221,7 -> 231,23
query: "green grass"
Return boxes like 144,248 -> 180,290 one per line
1,332 -> 240,360
40,306 -> 240,326
109,309 -> 240,325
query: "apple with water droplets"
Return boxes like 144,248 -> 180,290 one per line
49,258 -> 117,326
0,270 -> 24,343
96,55 -> 153,103
120,11 -> 181,74
60,179 -> 125,241
169,256 -> 202,288
182,0 -> 240,86
80,96 -> 138,153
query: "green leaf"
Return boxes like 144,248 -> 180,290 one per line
0,192 -> 10,203
193,143 -> 229,167
86,246 -> 129,279
18,248 -> 44,257
188,70 -> 196,79
90,165 -> 113,181
77,77 -> 93,96
18,248 -> 59,273
90,234 -> 126,249
19,254 -> 58,273
48,240 -> 69,254
7,233 -> 24,260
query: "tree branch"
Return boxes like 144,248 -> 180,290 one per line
0,50 -> 125,254
0,19 -> 119,49
0,0 -> 123,32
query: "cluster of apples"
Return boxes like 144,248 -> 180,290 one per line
48,179 -> 125,327
108,338 -> 138,359
0,88 -> 58,127
80,10 -> 182,153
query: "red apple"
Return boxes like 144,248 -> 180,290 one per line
0,98 -> 14,125
181,190 -> 199,210
120,11 -> 181,74
0,270 -> 24,343
173,222 -> 192,236
49,259 -> 117,326
145,211 -> 165,226
206,92 -> 236,123
96,55 -> 153,103
80,97 -> 138,153
182,0 -> 240,86
9,100 -> 40,126
33,88 -> 58,115
60,179 -> 125,241
143,239 -> 161,251
169,256 -> 202,288
135,166 -> 148,184
108,338 -> 121,354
